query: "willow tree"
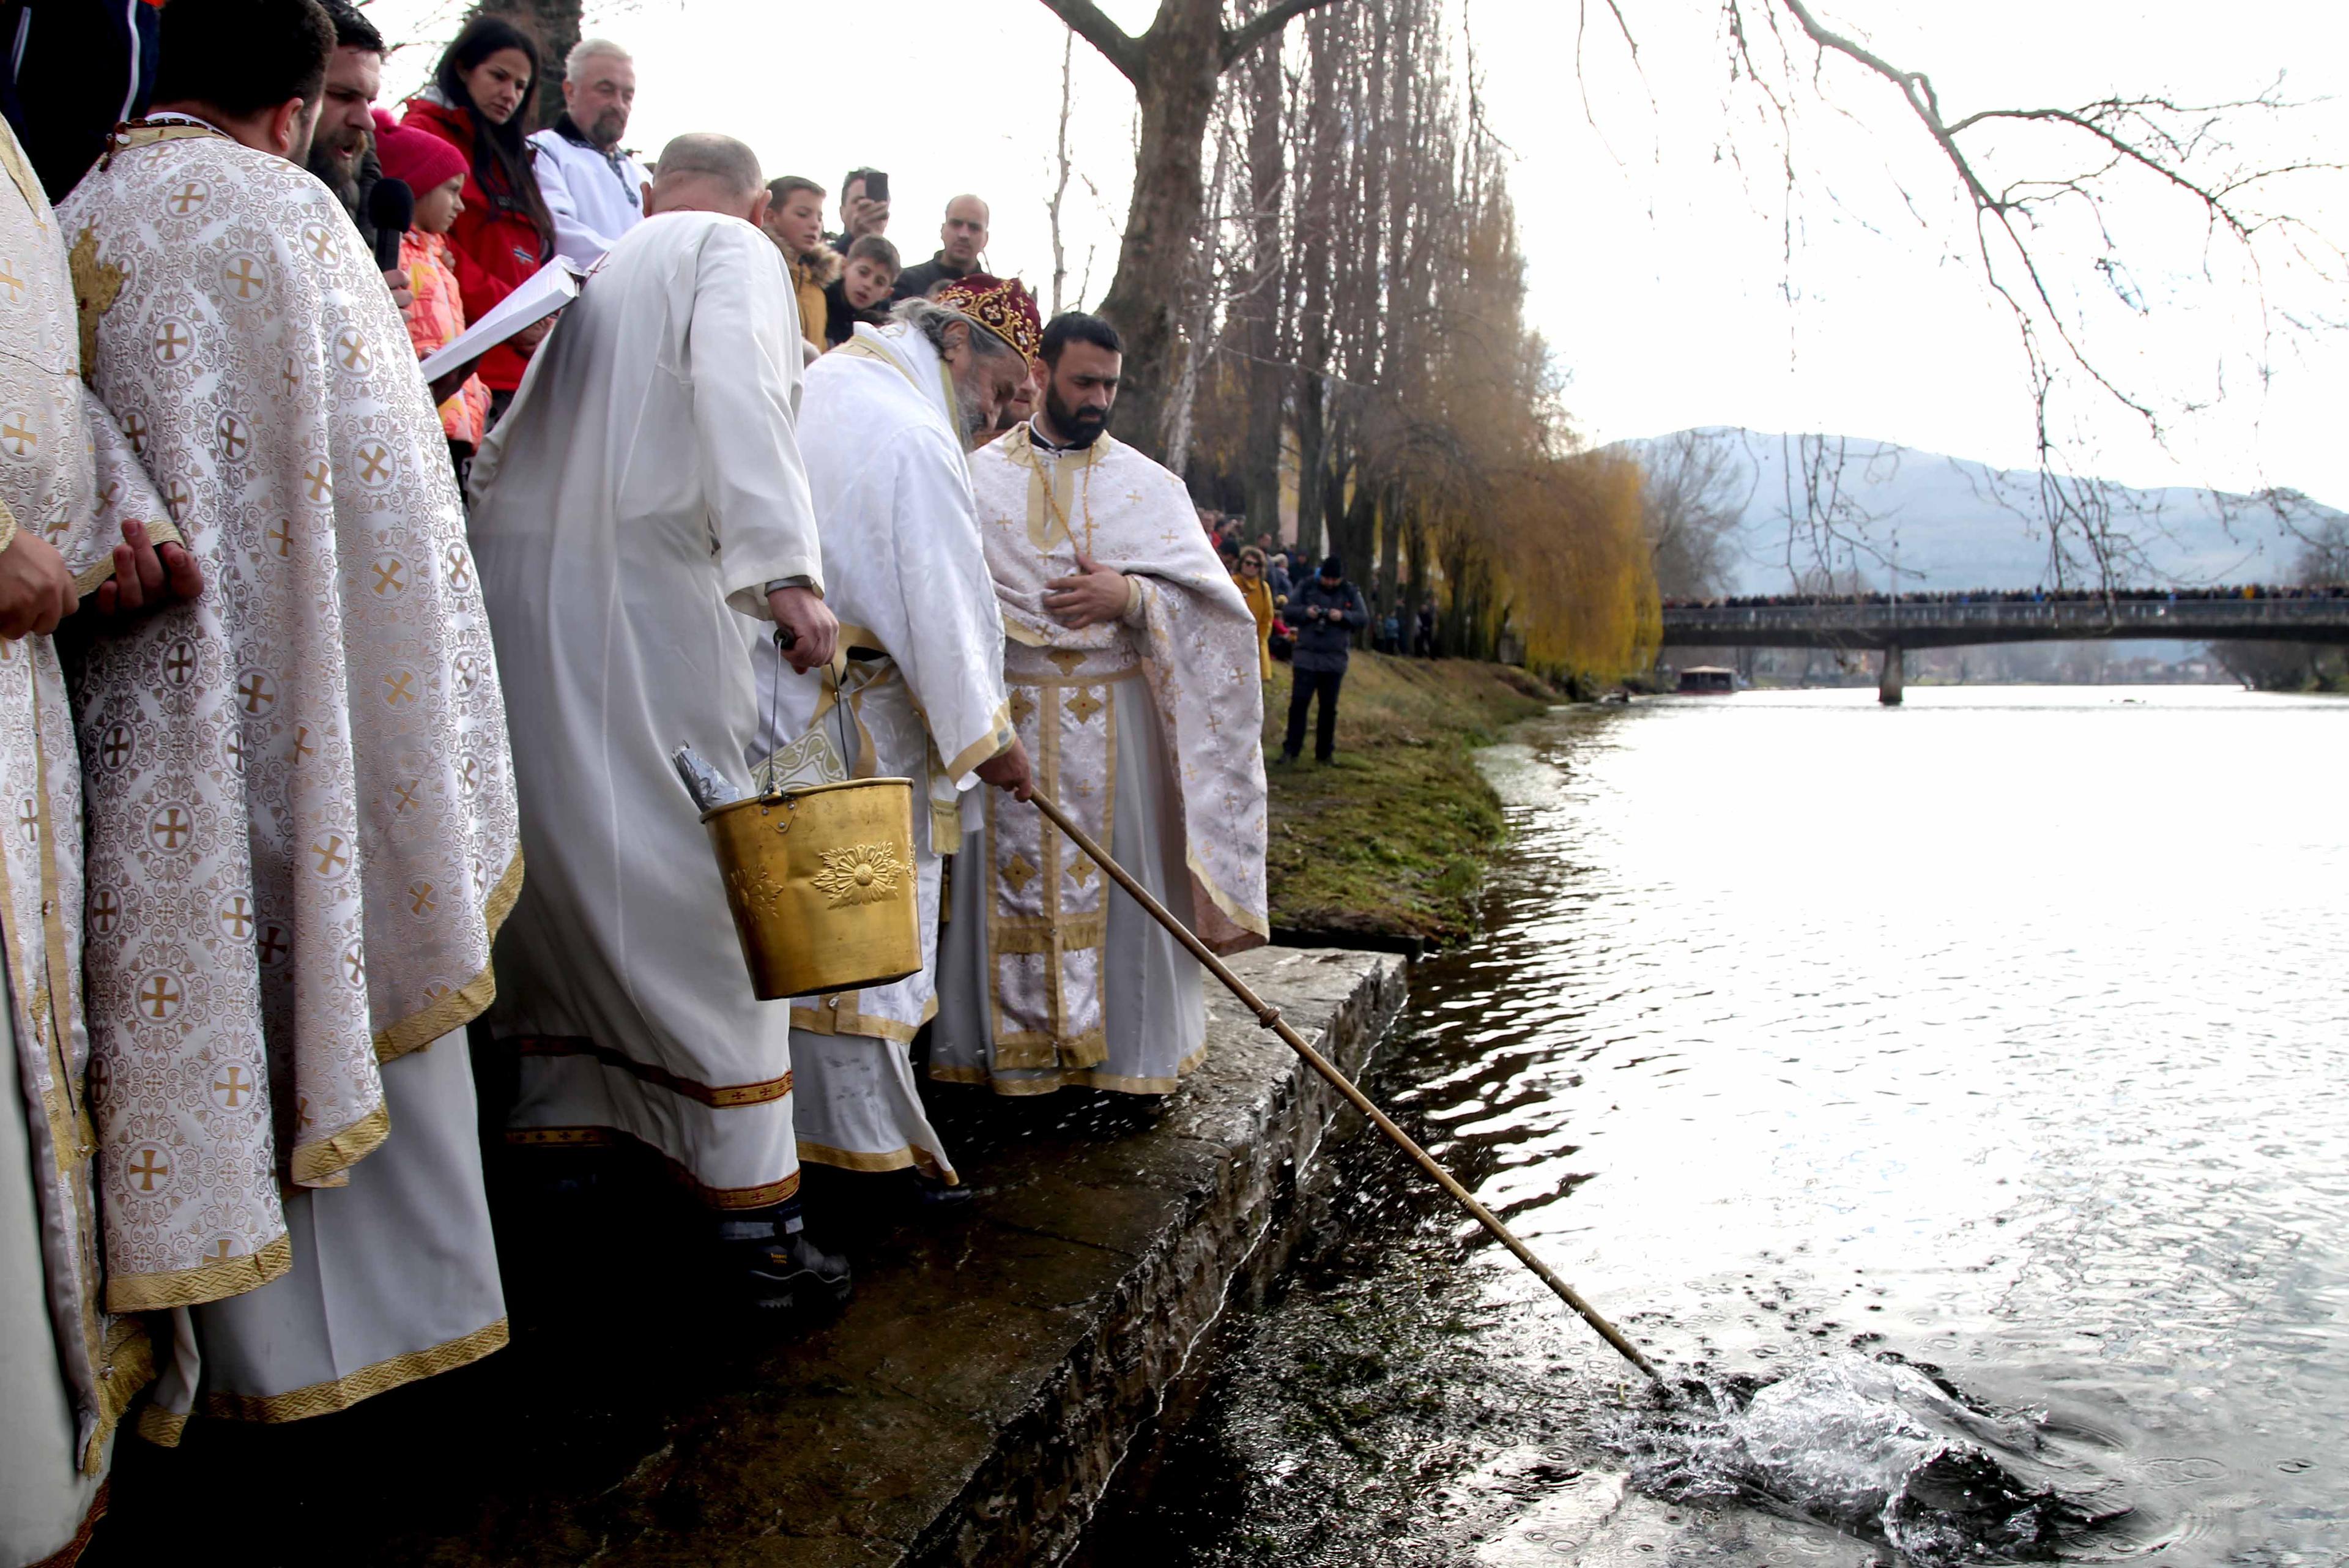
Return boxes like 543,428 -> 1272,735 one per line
1038,0 -> 1353,459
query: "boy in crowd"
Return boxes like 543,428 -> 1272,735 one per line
824,234 -> 900,348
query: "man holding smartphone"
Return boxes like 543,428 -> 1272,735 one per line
1281,555 -> 1370,765
831,166 -> 889,255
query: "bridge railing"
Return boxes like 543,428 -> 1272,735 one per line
1660,598 -> 2349,634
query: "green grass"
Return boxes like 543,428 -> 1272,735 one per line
1260,653 -> 1561,944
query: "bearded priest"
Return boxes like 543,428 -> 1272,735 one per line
751,280 -> 1037,1192
934,312 -> 1269,1097
469,133 -> 852,1312
60,0 -> 519,1438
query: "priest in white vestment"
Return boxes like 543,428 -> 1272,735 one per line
469,134 -> 852,1309
0,109 -> 181,1558
61,0 -> 521,1439
936,311 -> 1269,1096
751,286 -> 1037,1190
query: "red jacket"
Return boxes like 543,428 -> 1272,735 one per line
400,96 -> 553,393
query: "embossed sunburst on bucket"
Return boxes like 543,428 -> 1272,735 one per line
700,778 -> 922,1000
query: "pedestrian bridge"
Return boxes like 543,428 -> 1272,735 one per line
1657,591 -> 2349,703
1660,595 -> 2349,652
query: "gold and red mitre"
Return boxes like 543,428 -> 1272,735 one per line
932,273 -> 1043,366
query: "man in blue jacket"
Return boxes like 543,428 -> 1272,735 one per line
1281,555 -> 1370,764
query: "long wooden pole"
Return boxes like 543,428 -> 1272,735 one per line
1026,790 -> 1666,1387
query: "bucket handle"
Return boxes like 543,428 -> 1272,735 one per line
759,627 -> 855,816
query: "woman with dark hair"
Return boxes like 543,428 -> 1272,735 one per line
403,17 -> 558,405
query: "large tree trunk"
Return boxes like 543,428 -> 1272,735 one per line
1091,0 -> 1223,463
470,0 -> 581,130
1042,0 -> 1348,465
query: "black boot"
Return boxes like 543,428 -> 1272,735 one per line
716,1203 -> 852,1312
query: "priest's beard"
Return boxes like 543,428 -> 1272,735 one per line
951,362 -> 995,450
1044,382 -> 1110,448
586,107 -> 628,149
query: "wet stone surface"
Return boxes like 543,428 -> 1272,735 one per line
86,947 -> 1405,1568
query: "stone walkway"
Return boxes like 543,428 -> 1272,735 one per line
87,947 -> 1403,1567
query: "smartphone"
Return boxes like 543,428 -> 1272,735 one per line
865,171 -> 890,205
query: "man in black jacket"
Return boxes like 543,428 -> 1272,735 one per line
891,193 -> 989,299
1282,555 -> 1370,764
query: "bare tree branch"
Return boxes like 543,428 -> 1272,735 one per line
1037,0 -> 1143,84
1223,0 -> 1350,70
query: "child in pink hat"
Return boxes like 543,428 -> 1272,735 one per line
374,110 -> 492,467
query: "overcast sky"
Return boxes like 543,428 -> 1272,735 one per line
365,0 -> 2348,507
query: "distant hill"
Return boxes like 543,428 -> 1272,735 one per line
1614,428 -> 2343,597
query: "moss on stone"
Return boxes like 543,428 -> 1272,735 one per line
1260,654 -> 1560,944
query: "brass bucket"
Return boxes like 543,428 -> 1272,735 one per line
701,777 -> 922,1000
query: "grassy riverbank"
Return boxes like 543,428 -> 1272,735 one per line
1261,654 -> 1562,945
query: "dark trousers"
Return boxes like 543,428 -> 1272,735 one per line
1284,667 -> 1344,760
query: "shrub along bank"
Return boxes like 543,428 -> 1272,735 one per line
1260,654 -> 1560,945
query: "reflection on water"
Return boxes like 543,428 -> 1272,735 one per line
1080,686 -> 2349,1566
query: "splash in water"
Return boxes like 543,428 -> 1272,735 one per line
1611,1357 -> 2125,1564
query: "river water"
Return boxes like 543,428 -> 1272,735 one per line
1078,685 -> 2349,1567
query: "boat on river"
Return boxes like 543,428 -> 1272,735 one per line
1675,666 -> 1737,694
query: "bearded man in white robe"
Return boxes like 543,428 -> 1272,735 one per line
935,311 -> 1269,1096
751,286 -> 1037,1193
469,134 -> 852,1311
0,105 -> 198,1558
64,0 -> 522,1440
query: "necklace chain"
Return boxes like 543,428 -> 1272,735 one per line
1032,430 -> 1096,558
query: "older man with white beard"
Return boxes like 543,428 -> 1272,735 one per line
751,280 -> 1037,1197
469,133 -> 847,1312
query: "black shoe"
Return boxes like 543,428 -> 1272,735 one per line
916,1173 -> 973,1209
1276,749 -> 1301,766
733,1230 -> 853,1312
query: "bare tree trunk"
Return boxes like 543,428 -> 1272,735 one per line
471,0 -> 580,130
1162,113 -> 1233,475
1048,31 -> 1075,316
1238,31 -> 1288,542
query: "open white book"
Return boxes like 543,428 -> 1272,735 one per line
419,257 -> 585,382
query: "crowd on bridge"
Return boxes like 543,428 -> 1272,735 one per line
1664,582 -> 2349,611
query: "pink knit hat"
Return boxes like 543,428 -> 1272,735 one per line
372,108 -> 468,194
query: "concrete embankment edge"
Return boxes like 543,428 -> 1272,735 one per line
86,948 -> 1406,1567
910,947 -> 1408,1567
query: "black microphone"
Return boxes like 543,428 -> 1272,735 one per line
367,177 -> 414,273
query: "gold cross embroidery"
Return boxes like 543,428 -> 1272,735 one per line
383,670 -> 416,705
408,881 -> 436,916
1067,688 -> 1104,726
312,834 -> 350,875
212,1066 -> 253,1108
0,261 -> 24,303
1001,854 -> 1038,894
303,462 -> 332,502
149,808 -> 190,849
138,978 -> 180,1019
372,558 -> 405,595
127,1146 -> 169,1188
217,897 -> 253,938
357,444 -> 390,483
0,414 -> 34,455
223,256 -> 265,299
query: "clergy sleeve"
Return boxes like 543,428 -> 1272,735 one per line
882,432 -> 1012,788
69,384 -> 175,596
685,220 -> 825,620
